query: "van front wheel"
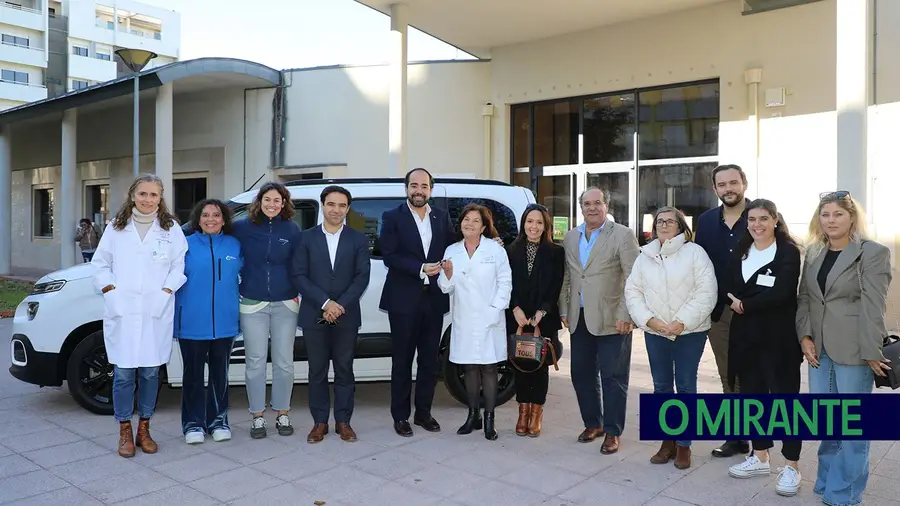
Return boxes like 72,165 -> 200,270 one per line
66,331 -> 114,415
440,328 -> 516,408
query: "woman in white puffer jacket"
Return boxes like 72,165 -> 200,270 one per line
624,206 -> 717,470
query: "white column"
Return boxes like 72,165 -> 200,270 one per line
0,125 -> 11,275
155,83 -> 174,205
388,3 -> 408,177
60,109 -> 77,269
835,0 -> 872,211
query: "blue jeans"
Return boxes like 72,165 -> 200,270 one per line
240,302 -> 297,414
179,337 -> 234,434
808,350 -> 874,506
644,331 -> 707,447
112,366 -> 160,422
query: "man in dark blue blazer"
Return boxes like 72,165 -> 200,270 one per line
291,185 -> 371,444
379,168 -> 456,437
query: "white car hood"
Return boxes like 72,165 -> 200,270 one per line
38,263 -> 97,283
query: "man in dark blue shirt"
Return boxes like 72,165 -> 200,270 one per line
694,164 -> 750,458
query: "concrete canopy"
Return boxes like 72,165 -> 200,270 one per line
0,57 -> 282,126
355,0 -> 723,56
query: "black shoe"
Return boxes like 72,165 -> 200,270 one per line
483,411 -> 498,441
413,414 -> 441,433
711,440 -> 750,458
456,409 -> 483,435
394,420 -> 413,437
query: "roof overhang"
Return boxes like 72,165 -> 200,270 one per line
0,57 -> 281,126
356,0 -> 725,56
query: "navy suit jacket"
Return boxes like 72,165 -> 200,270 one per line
291,225 -> 371,329
378,203 -> 455,315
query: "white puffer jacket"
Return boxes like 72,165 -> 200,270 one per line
624,233 -> 718,337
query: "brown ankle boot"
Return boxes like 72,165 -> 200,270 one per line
650,440 -> 676,464
118,421 -> 136,458
135,418 -> 158,454
515,403 -> 531,436
526,404 -> 543,437
674,445 -> 692,469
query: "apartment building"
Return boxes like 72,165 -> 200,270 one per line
0,0 -> 179,110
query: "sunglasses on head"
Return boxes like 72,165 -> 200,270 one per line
819,190 -> 851,201
317,317 -> 338,326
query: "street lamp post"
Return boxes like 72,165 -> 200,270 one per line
115,48 -> 158,177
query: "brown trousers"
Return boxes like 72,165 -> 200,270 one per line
707,309 -> 739,394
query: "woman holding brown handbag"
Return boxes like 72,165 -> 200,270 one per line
505,204 -> 565,437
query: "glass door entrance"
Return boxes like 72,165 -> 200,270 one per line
537,165 -> 634,241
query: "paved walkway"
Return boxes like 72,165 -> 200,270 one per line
1,318 -> 898,505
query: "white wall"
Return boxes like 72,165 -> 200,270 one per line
283,60 -> 491,177
488,0 -> 849,228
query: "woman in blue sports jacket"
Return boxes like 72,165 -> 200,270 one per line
231,181 -> 303,439
175,199 -> 242,445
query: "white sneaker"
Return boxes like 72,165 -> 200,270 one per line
211,428 -> 232,442
728,454 -> 771,478
775,466 -> 801,496
184,431 -> 205,445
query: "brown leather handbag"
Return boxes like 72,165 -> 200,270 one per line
508,325 -> 559,373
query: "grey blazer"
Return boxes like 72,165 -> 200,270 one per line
558,220 -> 640,336
796,239 -> 892,365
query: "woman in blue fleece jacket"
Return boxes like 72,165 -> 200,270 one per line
175,199 -> 242,445
231,181 -> 302,439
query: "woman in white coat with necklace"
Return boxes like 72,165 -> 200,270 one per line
92,174 -> 188,458
439,203 -> 512,440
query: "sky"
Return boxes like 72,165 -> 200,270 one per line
140,0 -> 473,70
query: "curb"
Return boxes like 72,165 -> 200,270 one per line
0,311 -> 13,319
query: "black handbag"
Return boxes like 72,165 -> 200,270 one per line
876,334 -> 900,389
508,325 -> 559,374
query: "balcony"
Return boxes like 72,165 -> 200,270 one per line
0,79 -> 46,103
68,53 -> 116,83
0,1 -> 44,31
0,40 -> 46,68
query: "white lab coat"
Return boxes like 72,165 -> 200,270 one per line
438,238 -> 512,365
92,218 -> 187,368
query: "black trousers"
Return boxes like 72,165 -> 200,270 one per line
514,363 -> 549,404
304,325 -> 357,424
739,360 -> 802,461
570,314 -> 632,436
388,297 -> 443,421
179,337 -> 234,434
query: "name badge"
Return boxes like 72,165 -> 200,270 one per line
481,255 -> 494,263
757,274 -> 775,287
152,250 -> 169,261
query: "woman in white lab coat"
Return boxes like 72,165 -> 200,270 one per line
439,203 -> 512,440
92,174 -> 187,459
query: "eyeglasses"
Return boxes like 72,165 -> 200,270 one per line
655,219 -> 678,228
819,190 -> 851,201
316,317 -> 338,326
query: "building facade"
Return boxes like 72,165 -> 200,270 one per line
0,0 -> 898,281
0,0 -> 179,110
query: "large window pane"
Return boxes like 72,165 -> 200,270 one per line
638,82 -> 719,159
586,172 -> 630,228
33,188 -> 54,237
637,162 -> 719,245
173,178 -> 207,225
511,104 -> 530,170
533,100 -> 578,167
583,93 -> 635,163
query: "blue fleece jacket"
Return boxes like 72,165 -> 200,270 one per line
231,216 -> 301,302
175,232 -> 242,340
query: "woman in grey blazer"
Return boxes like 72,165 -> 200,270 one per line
796,191 -> 892,506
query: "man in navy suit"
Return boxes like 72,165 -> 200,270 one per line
292,185 -> 371,444
379,168 -> 456,437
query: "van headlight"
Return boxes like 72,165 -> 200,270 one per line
31,280 -> 66,294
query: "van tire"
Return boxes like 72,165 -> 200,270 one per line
66,331 -> 114,415
440,327 -> 516,408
